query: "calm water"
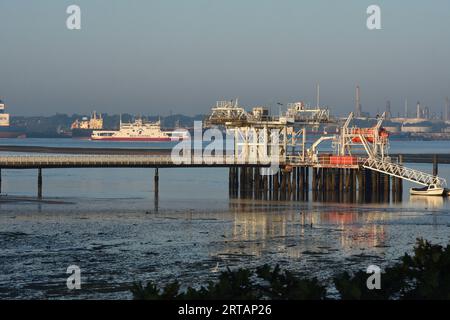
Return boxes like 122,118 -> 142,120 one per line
1,139 -> 450,299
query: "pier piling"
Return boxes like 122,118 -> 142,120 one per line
311,168 -> 317,192
298,167 -> 303,195
225,158 -> 413,203
154,168 -> 159,211
37,168 -> 42,198
305,167 -> 309,197
433,154 -> 438,176
398,155 -> 403,198
154,168 -> 159,196
273,171 -> 279,200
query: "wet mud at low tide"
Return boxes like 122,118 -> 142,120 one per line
1,196 -> 450,299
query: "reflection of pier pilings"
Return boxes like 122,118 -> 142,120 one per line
229,165 -> 403,204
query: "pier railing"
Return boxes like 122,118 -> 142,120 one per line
0,154 -> 278,168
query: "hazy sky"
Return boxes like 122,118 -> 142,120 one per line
0,0 -> 449,116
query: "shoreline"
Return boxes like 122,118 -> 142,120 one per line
0,195 -> 74,204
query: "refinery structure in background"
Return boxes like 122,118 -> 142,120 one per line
352,85 -> 450,140
2,85 -> 450,140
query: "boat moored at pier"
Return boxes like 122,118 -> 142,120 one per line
409,184 -> 445,196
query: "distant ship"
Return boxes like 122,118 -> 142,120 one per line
0,98 -> 26,138
71,111 -> 103,138
91,118 -> 189,141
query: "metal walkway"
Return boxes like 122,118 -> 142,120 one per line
0,155 -> 273,169
362,157 -> 446,187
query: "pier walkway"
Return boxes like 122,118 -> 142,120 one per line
0,155 -> 273,169
0,152 -> 447,200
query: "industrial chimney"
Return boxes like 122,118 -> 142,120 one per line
416,101 -> 421,119
355,85 -> 362,117
386,100 -> 391,119
445,97 -> 450,121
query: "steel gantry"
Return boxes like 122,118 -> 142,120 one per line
205,99 -> 334,164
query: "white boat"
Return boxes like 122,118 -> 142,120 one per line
409,184 -> 444,196
168,129 -> 191,141
91,119 -> 189,142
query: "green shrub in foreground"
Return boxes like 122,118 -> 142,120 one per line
132,265 -> 326,300
132,239 -> 450,300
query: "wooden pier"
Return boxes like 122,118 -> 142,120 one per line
228,165 -> 403,203
0,153 -> 410,202
1,152 -> 447,203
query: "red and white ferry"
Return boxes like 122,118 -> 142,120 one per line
91,119 -> 189,141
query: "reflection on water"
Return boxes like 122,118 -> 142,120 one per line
1,186 -> 450,299
228,199 -> 389,257
410,195 -> 445,209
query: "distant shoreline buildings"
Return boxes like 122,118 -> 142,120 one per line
352,85 -> 450,139
3,85 -> 450,140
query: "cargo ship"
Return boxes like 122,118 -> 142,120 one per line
91,118 -> 189,141
0,98 -> 26,138
71,111 -> 103,138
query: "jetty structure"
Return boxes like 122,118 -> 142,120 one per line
205,100 -> 445,200
0,99 -> 447,202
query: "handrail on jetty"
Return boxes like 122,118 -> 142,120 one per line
0,155 -> 275,168
362,157 -> 446,187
